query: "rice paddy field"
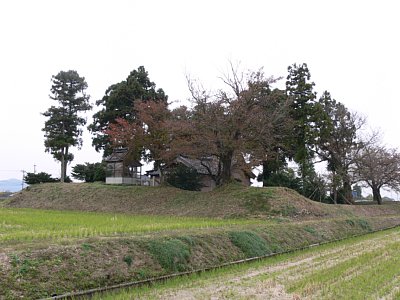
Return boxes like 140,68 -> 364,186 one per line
96,226 -> 400,300
2,184 -> 400,299
0,207 -> 263,245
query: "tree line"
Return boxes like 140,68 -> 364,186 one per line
40,64 -> 400,204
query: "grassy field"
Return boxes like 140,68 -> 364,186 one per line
96,227 -> 400,300
2,183 -> 400,299
0,207 -> 263,245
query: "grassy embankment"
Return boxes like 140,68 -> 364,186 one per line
1,183 -> 400,299
99,226 -> 400,300
6,182 -> 400,218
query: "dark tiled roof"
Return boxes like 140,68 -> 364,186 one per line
176,155 -> 219,175
104,148 -> 142,167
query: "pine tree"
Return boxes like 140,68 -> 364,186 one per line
42,70 -> 91,182
88,66 -> 168,156
286,63 -> 318,193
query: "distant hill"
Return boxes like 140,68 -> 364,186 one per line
0,178 -> 23,192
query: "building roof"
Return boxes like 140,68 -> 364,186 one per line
176,155 -> 219,175
176,155 -> 256,179
104,148 -> 142,167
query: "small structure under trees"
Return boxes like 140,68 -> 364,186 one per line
106,65 -> 287,190
104,148 -> 148,185
146,155 -> 255,192
172,155 -> 255,192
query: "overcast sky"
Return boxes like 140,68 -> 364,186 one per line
1,0 -> 399,185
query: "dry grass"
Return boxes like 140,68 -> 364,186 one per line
6,182 -> 400,219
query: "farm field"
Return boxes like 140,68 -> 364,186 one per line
98,227 -> 400,300
0,207 -> 263,245
2,184 -> 400,299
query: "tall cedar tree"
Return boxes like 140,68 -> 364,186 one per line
107,68 -> 291,186
258,88 -> 295,187
88,66 -> 167,156
286,63 -> 318,193
355,145 -> 400,204
42,70 -> 91,182
315,91 -> 364,204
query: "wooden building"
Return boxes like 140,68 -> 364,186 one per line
175,155 -> 255,192
104,148 -> 144,185
147,155 -> 255,192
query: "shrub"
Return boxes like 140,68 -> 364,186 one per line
71,162 -> 106,182
229,231 -> 270,258
261,167 -> 301,191
345,218 -> 371,231
148,239 -> 191,272
357,219 -> 371,231
304,226 -> 317,235
123,255 -> 133,267
23,172 -> 59,185
166,164 -> 204,191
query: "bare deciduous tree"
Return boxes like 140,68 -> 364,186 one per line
171,67 -> 291,185
107,66 -> 293,186
355,145 -> 400,204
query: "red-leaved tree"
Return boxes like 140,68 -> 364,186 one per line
107,67 -> 292,186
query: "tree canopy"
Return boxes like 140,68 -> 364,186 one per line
355,145 -> 400,204
101,62 -> 400,204
71,162 -> 106,182
88,66 -> 168,156
107,67 -> 292,186
286,63 -> 318,185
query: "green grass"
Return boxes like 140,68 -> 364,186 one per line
93,227 -> 400,300
229,231 -> 271,257
148,238 -> 191,272
0,208 -> 263,244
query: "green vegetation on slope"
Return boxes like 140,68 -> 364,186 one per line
96,227 -> 400,300
2,183 -> 400,299
1,210 -> 399,299
229,231 -> 271,257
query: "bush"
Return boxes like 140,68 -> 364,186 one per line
229,231 -> 270,258
166,164 -> 204,191
262,167 -> 302,191
23,172 -> 59,185
71,162 -> 106,182
346,218 -> 371,231
148,238 -> 191,272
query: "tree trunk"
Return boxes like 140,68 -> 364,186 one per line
60,148 -> 65,183
332,171 -> 338,204
372,186 -> 382,205
219,152 -> 233,185
60,146 -> 68,183
342,177 -> 354,205
64,146 -> 69,181
332,187 -> 338,204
